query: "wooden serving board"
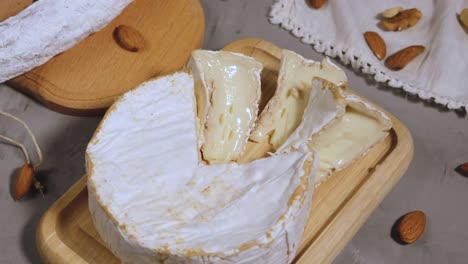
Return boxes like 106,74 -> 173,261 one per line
0,0 -> 32,21
36,39 -> 414,264
4,0 -> 205,115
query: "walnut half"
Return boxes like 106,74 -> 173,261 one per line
380,8 -> 422,31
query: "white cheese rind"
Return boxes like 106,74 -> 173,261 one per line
189,50 -> 262,163
87,72 -> 317,263
0,0 -> 132,83
250,49 -> 347,149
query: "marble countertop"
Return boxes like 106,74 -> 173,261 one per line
0,1 -> 467,263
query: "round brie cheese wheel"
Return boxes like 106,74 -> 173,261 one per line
0,0 -> 132,83
87,72 -> 317,263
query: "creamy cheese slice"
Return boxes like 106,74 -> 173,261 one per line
87,72 -> 317,264
276,78 -> 346,154
273,77 -> 392,185
311,93 -> 392,183
250,49 -> 347,150
189,50 -> 262,163
249,49 -> 391,185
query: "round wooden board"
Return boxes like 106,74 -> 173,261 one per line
6,0 -> 205,115
0,0 -> 32,21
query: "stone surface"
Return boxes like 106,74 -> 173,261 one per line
0,0 -> 467,263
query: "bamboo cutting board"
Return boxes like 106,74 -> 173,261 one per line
36,39 -> 414,264
4,0 -> 205,115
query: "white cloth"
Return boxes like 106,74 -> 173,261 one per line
270,0 -> 468,109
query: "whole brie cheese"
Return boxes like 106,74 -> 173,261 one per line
87,48 -> 394,264
250,50 -> 347,149
189,50 -> 263,164
0,0 -> 132,83
87,72 -> 317,263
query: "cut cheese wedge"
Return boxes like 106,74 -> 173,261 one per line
250,49 -> 347,150
189,50 -> 262,163
249,49 -> 392,185
311,91 -> 392,184
87,72 -> 317,264
276,78 -> 346,153
262,77 -> 391,185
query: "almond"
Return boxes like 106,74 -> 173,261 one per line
380,8 -> 422,31
14,163 -> 34,201
397,211 -> 426,244
381,6 -> 403,18
308,0 -> 326,9
385,45 -> 425,71
460,9 -> 468,29
113,25 -> 145,52
457,162 -> 468,176
364,31 -> 387,60
461,163 -> 468,173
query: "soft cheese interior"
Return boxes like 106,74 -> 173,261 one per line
190,50 -> 262,163
249,50 -> 392,185
307,89 -> 392,184
250,50 -> 347,150
312,108 -> 390,183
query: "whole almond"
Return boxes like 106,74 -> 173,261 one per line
385,45 -> 425,71
382,6 -> 403,18
460,8 -> 468,29
461,163 -> 468,173
397,211 -> 426,244
364,31 -> 387,60
308,0 -> 326,9
380,8 -> 422,31
113,25 -> 145,52
14,163 -> 34,201
457,162 -> 468,176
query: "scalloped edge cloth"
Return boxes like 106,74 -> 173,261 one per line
269,0 -> 468,110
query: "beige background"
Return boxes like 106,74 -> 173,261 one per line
0,1 -> 467,263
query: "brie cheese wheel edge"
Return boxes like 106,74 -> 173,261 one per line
87,71 -> 318,263
0,0 -> 132,83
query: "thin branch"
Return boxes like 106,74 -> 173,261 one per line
0,111 -> 43,169
0,134 -> 31,164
